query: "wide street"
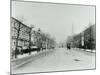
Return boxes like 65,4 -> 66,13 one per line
12,48 -> 95,74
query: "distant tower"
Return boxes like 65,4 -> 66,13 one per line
71,24 -> 74,48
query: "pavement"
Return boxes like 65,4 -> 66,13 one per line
11,48 -> 95,74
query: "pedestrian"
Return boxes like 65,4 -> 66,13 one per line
67,43 -> 71,50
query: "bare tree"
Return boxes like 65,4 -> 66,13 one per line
29,25 -> 34,54
11,17 -> 33,58
11,17 -> 21,58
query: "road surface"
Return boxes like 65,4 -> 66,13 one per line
12,48 -> 95,74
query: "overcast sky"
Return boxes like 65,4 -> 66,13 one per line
12,1 -> 95,43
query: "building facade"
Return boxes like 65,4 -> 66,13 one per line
11,17 -> 31,57
67,24 -> 96,50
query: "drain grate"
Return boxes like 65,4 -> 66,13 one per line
74,59 -> 80,61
